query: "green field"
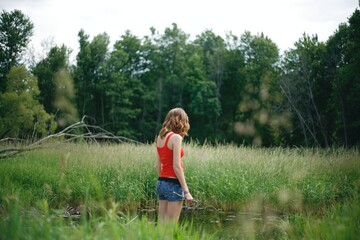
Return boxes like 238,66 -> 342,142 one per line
1,143 -> 359,239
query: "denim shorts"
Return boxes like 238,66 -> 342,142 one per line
156,178 -> 184,202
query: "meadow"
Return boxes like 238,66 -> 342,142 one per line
0,142 -> 359,239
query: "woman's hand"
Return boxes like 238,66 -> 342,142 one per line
185,192 -> 193,202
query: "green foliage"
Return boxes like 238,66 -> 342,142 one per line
53,69 -> 78,127
73,30 -> 110,125
32,45 -> 72,113
281,34 -> 329,147
67,15 -> 360,146
337,9 -> 360,146
0,66 -> 56,138
6,64 -> 39,95
1,9 -> 360,146
183,44 -> 221,141
235,32 -> 283,146
288,196 -> 360,239
0,9 -> 34,92
154,23 -> 190,116
105,31 -> 143,139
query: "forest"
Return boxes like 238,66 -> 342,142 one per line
0,9 -> 359,147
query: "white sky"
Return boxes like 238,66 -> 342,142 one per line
1,0 -> 359,60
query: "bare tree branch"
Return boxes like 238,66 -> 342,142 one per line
0,116 -> 143,159
280,85 -> 321,147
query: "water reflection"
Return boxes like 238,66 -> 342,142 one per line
140,204 -> 283,239
182,209 -> 237,230
181,208 -> 248,238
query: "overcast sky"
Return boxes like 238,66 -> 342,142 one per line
1,0 -> 359,60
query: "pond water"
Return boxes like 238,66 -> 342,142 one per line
140,204 -> 282,239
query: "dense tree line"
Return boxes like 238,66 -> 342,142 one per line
0,9 -> 359,147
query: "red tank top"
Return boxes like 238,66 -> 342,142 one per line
157,132 -> 185,178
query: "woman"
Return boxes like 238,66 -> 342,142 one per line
156,108 -> 193,223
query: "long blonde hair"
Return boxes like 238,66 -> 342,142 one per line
159,108 -> 190,138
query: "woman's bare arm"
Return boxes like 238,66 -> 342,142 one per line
172,134 -> 193,201
156,153 -> 161,176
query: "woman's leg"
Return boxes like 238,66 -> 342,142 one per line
158,200 -> 168,222
166,201 -> 183,222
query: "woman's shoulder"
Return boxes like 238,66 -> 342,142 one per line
156,132 -> 180,146
169,133 -> 183,143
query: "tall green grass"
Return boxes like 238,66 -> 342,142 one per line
0,143 -> 359,239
